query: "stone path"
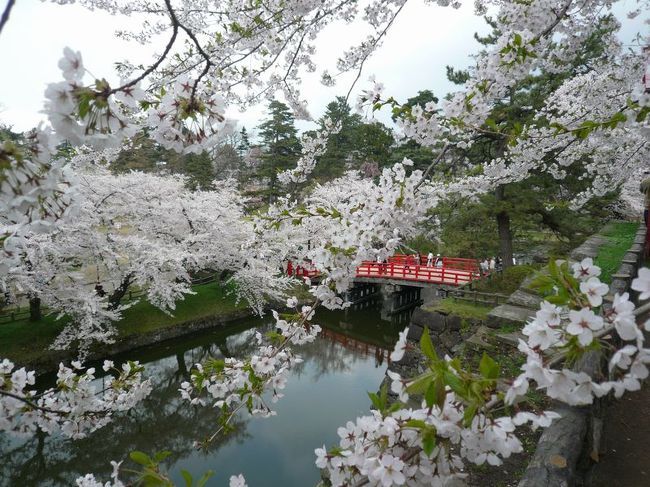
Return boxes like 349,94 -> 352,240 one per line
589,301 -> 650,487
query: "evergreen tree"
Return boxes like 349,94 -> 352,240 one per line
313,97 -> 362,179
257,100 -> 301,199
237,127 -> 251,156
183,151 -> 217,191
389,90 -> 438,172
437,15 -> 620,267
353,122 -> 394,169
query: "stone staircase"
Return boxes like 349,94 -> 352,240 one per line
486,232 -> 611,330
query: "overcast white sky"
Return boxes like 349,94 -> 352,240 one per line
0,0 -> 646,138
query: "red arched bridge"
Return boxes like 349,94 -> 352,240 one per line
287,254 -> 483,287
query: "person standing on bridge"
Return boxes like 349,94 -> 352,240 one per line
427,252 -> 434,267
435,254 -> 443,268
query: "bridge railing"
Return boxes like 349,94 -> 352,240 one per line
294,266 -> 319,278
287,260 -> 320,279
286,256 -> 482,285
355,261 -> 478,285
386,254 -> 480,272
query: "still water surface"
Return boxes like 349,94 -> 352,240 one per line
1,301 -> 411,487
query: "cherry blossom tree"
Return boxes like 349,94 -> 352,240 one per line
1,0 -> 650,485
4,156 -> 284,355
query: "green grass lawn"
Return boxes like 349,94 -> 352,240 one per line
0,281 -> 249,364
595,221 -> 640,283
424,298 -> 492,322
116,281 -> 248,336
0,315 -> 68,364
473,264 -> 540,295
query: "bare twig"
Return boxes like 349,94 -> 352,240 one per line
0,389 -> 61,415
344,1 -> 408,104
414,142 -> 450,192
109,0 -> 179,95
0,0 -> 15,37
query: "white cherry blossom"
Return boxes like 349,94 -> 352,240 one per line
631,267 -> 650,300
566,308 -> 604,346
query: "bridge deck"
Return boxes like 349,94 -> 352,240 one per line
289,254 -> 482,287
355,262 -> 477,286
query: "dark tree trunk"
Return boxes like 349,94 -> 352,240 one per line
29,296 -> 41,321
176,352 -> 189,380
495,186 -> 514,270
108,273 -> 134,309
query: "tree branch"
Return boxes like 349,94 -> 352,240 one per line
0,0 -> 15,37
414,142 -> 450,192
109,0 -> 179,95
345,1 -> 408,104
0,389 -> 61,415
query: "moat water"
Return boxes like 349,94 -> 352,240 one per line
0,296 -> 415,487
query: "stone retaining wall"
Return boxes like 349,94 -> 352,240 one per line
379,307 -> 469,403
24,308 -> 255,375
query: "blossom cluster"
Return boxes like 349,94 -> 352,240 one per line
318,261 -> 650,486
178,298 -> 319,434
277,118 -> 341,185
3,164 -> 261,355
509,259 -> 650,406
318,389 -> 560,486
0,358 -> 152,439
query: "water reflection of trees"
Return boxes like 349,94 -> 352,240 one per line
295,333 -> 387,381
0,315 -> 391,486
0,328 -> 265,486
0,354 -> 249,486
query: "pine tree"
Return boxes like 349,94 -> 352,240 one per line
313,97 -> 362,179
439,15 -> 620,267
237,127 -> 251,156
257,100 -> 302,200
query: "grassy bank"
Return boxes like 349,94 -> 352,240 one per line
595,221 -> 639,283
0,281 -> 248,364
424,298 -> 492,322
473,264 -> 540,295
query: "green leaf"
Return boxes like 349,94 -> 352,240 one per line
546,294 -> 568,305
463,403 -> 478,426
367,391 -> 383,411
425,381 -> 436,408
406,371 -> 434,395
420,328 -> 438,362
388,402 -> 403,414
181,470 -> 193,487
197,471 -> 215,487
443,370 -> 465,397
421,428 -> 437,456
379,382 -> 389,411
479,353 -> 500,380
404,419 -> 427,429
636,106 -> 650,123
435,377 -> 446,408
130,451 -> 152,466
152,451 -> 172,463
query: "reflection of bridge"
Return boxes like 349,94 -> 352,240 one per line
288,254 -> 482,287
319,327 -> 391,364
